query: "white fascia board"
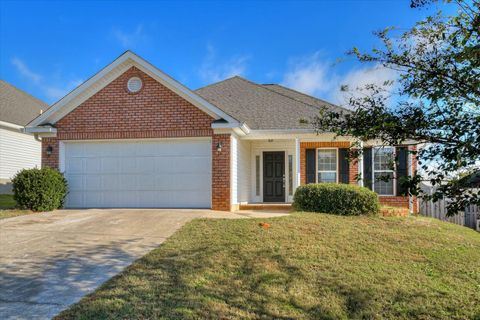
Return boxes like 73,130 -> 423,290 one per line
28,51 -> 240,127
242,129 -> 353,141
25,126 -> 57,134
363,139 -> 420,147
211,122 -> 250,135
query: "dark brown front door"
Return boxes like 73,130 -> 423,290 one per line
263,151 -> 285,202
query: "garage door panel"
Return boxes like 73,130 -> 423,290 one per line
67,175 -> 84,191
155,158 -> 174,173
67,158 -> 84,173
83,143 -> 106,157
63,140 -> 212,208
102,175 -> 120,190
85,175 -> 102,190
84,191 -> 102,207
66,143 -> 85,157
137,157 -> 155,173
155,174 -> 174,191
173,157 -> 209,173
173,191 -> 210,207
85,158 -> 101,174
67,191 -> 84,207
120,158 -> 137,173
101,158 -> 121,174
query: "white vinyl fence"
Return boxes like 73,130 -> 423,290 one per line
419,183 -> 479,231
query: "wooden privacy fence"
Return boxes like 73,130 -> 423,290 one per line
419,198 -> 478,230
419,183 -> 479,230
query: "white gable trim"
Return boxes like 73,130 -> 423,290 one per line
27,51 -> 240,128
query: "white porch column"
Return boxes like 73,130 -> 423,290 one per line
295,137 -> 301,188
358,140 -> 364,187
407,146 -> 413,213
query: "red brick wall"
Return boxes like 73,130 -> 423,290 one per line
211,134 -> 231,211
349,159 -> 359,185
41,66 -> 232,211
379,196 -> 409,209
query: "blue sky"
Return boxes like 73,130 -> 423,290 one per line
0,0 -> 447,105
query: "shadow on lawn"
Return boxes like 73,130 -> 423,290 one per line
56,245 -> 393,320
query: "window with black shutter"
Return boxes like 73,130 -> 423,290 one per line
363,147 -> 373,190
396,147 -> 409,196
305,149 -> 316,184
339,148 -> 350,184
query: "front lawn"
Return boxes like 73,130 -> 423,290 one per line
0,194 -> 16,209
0,194 -> 33,219
57,213 -> 480,320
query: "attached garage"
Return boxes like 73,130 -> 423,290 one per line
61,139 -> 212,208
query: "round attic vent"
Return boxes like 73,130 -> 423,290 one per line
127,77 -> 143,93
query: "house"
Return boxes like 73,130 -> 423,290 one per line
26,51 -> 417,212
0,80 -> 47,193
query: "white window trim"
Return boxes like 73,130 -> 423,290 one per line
316,148 -> 339,183
372,146 -> 396,196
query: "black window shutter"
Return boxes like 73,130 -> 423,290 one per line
306,149 -> 316,184
339,148 -> 350,184
363,148 -> 373,190
396,147 -> 408,196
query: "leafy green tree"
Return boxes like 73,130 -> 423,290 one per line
312,0 -> 479,215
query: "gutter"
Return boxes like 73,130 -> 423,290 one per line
0,120 -> 23,131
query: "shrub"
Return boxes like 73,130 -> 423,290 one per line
12,167 -> 68,212
293,183 -> 379,215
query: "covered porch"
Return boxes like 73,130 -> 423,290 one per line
229,133 -> 358,210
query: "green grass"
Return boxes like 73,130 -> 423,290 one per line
0,194 -> 16,209
56,213 -> 480,320
0,194 -> 32,219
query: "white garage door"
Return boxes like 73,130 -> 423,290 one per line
62,139 -> 212,208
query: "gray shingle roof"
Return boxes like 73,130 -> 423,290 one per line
0,80 -> 47,126
195,76 -> 346,130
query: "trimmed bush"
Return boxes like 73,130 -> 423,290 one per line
293,183 -> 379,215
12,167 -> 68,212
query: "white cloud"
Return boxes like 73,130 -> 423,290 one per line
198,45 -> 250,83
112,24 -> 148,48
332,65 -> 397,106
282,52 -> 337,97
281,52 -> 397,107
11,58 -> 83,102
11,57 -> 42,84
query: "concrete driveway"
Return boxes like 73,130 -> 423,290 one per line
0,209 -> 286,319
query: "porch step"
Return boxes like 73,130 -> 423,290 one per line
239,203 -> 293,211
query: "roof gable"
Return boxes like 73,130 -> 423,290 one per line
28,51 -> 239,128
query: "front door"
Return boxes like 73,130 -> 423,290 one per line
263,151 -> 285,202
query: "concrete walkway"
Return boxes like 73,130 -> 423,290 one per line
0,209 -> 288,319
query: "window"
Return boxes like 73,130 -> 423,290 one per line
373,147 -> 395,195
288,155 -> 293,196
255,155 -> 260,196
317,149 -> 337,183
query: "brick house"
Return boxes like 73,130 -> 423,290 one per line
27,51 -> 417,212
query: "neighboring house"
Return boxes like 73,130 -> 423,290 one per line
0,80 -> 47,193
26,51 -> 417,211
